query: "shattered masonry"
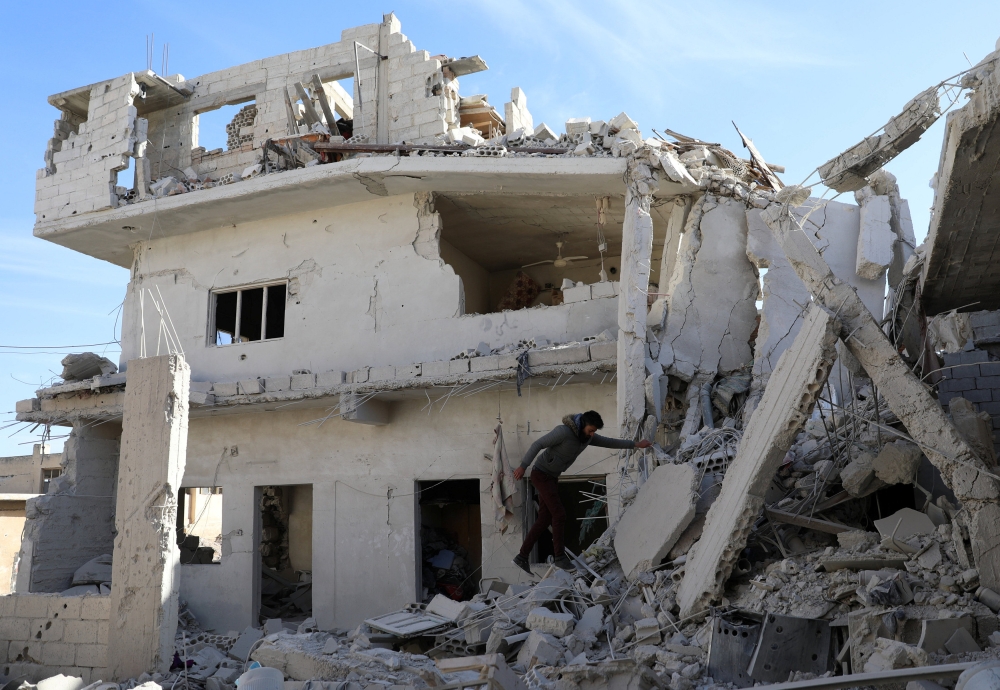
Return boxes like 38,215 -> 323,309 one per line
10,13 -> 1000,690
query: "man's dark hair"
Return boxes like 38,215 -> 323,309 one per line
580,410 -> 604,430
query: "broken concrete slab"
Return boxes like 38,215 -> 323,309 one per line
426,594 -> 471,622
872,441 -> 922,485
841,452 -> 885,497
761,202 -> 1000,591
108,354 -> 190,680
874,508 -> 936,541
678,304 -> 840,617
614,463 -> 698,579
229,627 -> 264,661
61,353 -> 117,381
945,627 -> 981,654
516,630 -> 563,668
918,617 -> 975,653
950,397 -> 997,466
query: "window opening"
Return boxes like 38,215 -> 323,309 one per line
530,476 -> 607,564
417,479 -> 481,602
256,485 -> 312,624
213,282 -> 286,346
41,468 -> 62,493
175,486 -> 223,564
194,100 -> 256,153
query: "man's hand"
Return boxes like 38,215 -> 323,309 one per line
513,467 -> 525,481
635,440 -> 653,449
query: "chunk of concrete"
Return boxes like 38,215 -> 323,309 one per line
615,464 -> 698,579
264,618 -> 284,635
426,593 -> 471,622
449,359 -> 470,374
61,352 -> 118,381
634,618 -> 661,645
589,342 -> 617,361
316,371 -> 345,387
214,382 -> 239,396
872,441 -> 922,485
526,608 -> 575,637
874,508 -> 936,542
855,193 -> 894,280
678,304 -> 840,617
864,639 -> 928,672
229,626 -> 264,661
576,605 -> 605,638
918,617 -> 975,653
950,397 -> 998,465
421,360 -> 451,377
515,630 -> 563,668
945,627 -> 981,654
840,452 -> 884,496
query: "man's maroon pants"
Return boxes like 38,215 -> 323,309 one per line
519,469 -> 565,559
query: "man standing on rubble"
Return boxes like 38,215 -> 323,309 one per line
512,411 -> 651,573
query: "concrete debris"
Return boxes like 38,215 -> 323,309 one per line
60,352 -> 117,381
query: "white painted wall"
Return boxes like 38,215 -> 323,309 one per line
119,194 -> 618,385
178,381 -> 621,632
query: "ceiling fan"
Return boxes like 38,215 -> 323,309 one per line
522,241 -> 589,269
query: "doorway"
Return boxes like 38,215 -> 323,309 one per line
255,484 -> 312,624
417,479 -> 481,602
531,476 -> 607,564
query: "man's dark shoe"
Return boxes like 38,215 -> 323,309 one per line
553,554 -> 575,571
513,554 -> 532,575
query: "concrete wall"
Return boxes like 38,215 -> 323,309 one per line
119,193 -> 618,385
0,445 -> 63,495
0,502 -> 27,595
0,594 -> 109,683
177,380 -> 619,632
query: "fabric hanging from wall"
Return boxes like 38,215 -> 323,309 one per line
490,422 -> 520,533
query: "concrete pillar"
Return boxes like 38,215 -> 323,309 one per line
107,354 -> 190,680
677,304 -> 840,617
761,203 -> 1000,592
616,159 -> 655,437
16,421 -> 120,593
656,198 -> 690,294
375,13 -> 398,144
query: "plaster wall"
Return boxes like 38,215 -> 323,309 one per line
119,194 -> 618,384
0,446 -> 62,495
177,380 -> 619,632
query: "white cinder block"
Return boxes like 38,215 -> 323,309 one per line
449,359 -> 470,374
290,373 -> 317,390
470,356 -> 500,372
528,346 -> 591,367
369,366 -> 395,382
591,281 -> 616,299
589,342 -> 617,361
15,399 -> 39,413
214,382 -> 239,396
563,285 -> 592,303
316,371 -> 345,387
264,377 -> 290,392
422,361 -> 451,377
239,379 -> 262,395
396,364 -> 421,379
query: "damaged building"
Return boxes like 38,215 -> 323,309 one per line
10,14 -> 1000,690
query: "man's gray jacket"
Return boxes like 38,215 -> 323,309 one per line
519,415 -> 635,478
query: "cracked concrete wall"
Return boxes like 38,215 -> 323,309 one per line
657,195 -> 759,380
176,382 -> 619,631
16,422 -> 120,594
118,193 -> 618,384
745,198 -> 889,410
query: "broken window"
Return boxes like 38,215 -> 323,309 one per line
417,479 -> 481,602
176,486 -> 223,564
213,282 -> 286,346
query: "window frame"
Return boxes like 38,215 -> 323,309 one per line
209,280 -> 288,347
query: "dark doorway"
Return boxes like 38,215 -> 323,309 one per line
255,484 -> 313,624
532,476 -> 607,564
418,479 -> 482,602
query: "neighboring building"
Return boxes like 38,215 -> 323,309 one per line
0,444 -> 63,494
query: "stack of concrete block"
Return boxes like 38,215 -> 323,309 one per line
938,347 -> 1000,456
563,281 -> 619,304
225,104 -> 257,151
385,24 -> 449,143
0,594 -> 110,683
971,310 -> 1000,345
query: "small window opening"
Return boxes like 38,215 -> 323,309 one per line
176,486 -> 223,564
417,479 -> 481,602
41,468 -> 62,493
530,477 -> 607,565
213,283 -> 286,346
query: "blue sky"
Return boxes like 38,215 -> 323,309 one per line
1,1 -> 998,456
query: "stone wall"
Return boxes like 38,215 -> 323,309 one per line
938,347 -> 1000,456
0,594 -> 109,683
